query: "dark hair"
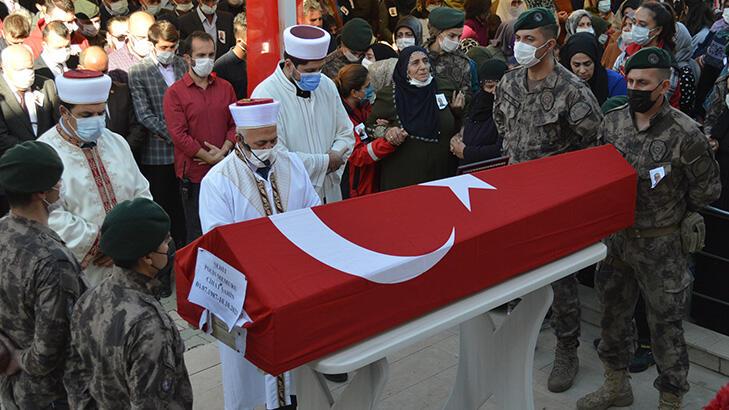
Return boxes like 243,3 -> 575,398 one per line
42,20 -> 70,40
184,30 -> 215,55
464,0 -> 491,20
334,64 -> 368,98
148,21 -> 179,45
44,0 -> 74,13
5,190 -> 34,208
639,2 -> 676,51
3,14 -> 31,39
682,0 -> 714,36
539,23 -> 559,40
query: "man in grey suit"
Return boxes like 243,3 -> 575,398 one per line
0,44 -> 60,215
128,20 -> 187,250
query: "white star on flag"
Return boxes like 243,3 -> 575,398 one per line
420,174 -> 496,211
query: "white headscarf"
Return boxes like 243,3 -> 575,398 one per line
496,0 -> 526,24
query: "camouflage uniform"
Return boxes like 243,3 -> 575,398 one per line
66,268 -> 193,409
0,214 -> 85,409
493,62 -> 603,346
426,39 -> 474,114
703,73 -> 728,137
322,49 -> 352,79
596,101 -> 721,395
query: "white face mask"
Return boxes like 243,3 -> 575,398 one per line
44,46 -> 71,64
631,25 -> 653,46
396,37 -> 416,51
509,6 -> 521,16
575,26 -> 595,35
439,36 -> 460,53
145,4 -> 161,14
361,57 -> 374,69
618,30 -> 633,50
199,3 -> 217,14
239,142 -> 280,168
514,41 -> 548,68
10,68 -> 34,90
723,8 -> 729,24
343,48 -> 361,63
175,1 -> 193,11
725,94 -> 729,109
408,74 -> 433,88
132,38 -> 152,57
155,49 -> 175,65
109,0 -> 129,15
43,190 -> 64,213
598,0 -> 611,13
192,57 -> 214,77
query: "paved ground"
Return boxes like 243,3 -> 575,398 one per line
164,287 -> 728,410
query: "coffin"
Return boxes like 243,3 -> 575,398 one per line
175,145 -> 637,375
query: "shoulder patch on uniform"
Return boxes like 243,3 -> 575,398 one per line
681,138 -> 708,165
569,101 -> 593,124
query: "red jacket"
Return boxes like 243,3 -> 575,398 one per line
344,99 -> 396,197
24,19 -> 89,59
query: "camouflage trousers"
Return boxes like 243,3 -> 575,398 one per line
550,274 -> 581,347
595,230 -> 691,395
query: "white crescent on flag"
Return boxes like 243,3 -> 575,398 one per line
268,175 -> 496,284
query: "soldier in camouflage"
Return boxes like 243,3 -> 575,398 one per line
66,198 -> 193,409
322,18 -> 375,79
577,48 -> 721,410
493,7 -> 604,393
0,141 -> 86,410
425,7 -> 473,116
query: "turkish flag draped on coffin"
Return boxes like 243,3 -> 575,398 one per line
176,145 -> 637,375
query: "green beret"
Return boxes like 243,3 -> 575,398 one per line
478,58 -> 508,82
100,198 -> 170,262
514,7 -> 556,31
74,0 -> 99,19
341,18 -> 374,52
0,141 -> 63,193
624,47 -> 672,73
601,96 -> 628,114
429,7 -> 465,30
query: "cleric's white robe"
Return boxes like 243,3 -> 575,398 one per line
251,64 -> 354,203
37,126 -> 152,286
199,150 -> 320,410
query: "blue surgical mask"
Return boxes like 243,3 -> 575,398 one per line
364,84 -> 375,103
296,70 -> 321,92
70,114 -> 105,143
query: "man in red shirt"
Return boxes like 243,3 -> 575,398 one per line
24,0 -> 89,59
163,30 -> 236,243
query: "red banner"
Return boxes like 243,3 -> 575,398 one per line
176,146 -> 636,375
246,0 -> 282,94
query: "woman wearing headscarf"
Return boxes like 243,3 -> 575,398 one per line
566,9 -> 596,38
495,0 -> 526,23
491,20 -> 517,66
600,0 -> 639,69
450,58 -> 506,164
560,32 -> 626,105
368,15 -> 423,91
367,46 -> 458,190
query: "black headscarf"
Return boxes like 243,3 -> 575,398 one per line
393,46 -> 440,141
560,32 -> 610,105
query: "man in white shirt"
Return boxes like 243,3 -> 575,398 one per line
35,21 -> 74,79
251,25 -> 354,203
199,98 -> 320,410
38,69 -> 151,286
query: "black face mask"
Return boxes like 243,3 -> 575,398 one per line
627,84 -> 661,113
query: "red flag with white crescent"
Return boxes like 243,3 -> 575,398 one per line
176,145 -> 637,375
